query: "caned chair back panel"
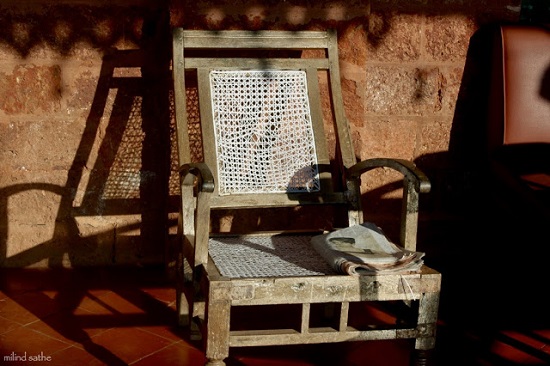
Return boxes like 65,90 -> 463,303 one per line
172,29 -> 357,210
208,69 -> 321,196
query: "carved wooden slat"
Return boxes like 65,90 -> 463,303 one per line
229,327 -> 422,347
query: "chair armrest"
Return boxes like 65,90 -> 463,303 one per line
347,158 -> 431,194
179,163 -> 214,267
346,158 -> 431,251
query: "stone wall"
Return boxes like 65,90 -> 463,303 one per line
0,0 -> 521,268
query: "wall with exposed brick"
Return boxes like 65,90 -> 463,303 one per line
0,0 -> 521,268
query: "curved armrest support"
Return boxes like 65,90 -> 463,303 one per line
179,162 -> 214,267
346,158 -> 431,251
347,158 -> 431,194
179,162 -> 215,193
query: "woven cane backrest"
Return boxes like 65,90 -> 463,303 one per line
210,70 -> 320,195
172,30 -> 357,210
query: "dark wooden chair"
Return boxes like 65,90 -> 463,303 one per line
171,28 -> 441,366
486,25 -> 550,224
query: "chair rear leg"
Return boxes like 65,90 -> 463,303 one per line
176,284 -> 191,326
176,256 -> 193,326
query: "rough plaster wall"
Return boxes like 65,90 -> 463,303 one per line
0,0 -> 521,267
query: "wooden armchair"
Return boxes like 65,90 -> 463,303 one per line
171,28 -> 441,366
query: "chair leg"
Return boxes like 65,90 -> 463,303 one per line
204,298 -> 231,366
411,292 -> 439,366
176,284 -> 191,326
410,349 -> 431,366
190,316 -> 202,341
176,256 -> 192,327
205,360 -> 226,366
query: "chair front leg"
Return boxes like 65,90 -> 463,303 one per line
204,298 -> 231,366
411,291 -> 440,366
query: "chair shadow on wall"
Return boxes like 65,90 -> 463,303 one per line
0,42 -> 181,364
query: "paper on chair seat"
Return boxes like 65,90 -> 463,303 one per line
310,222 -> 425,275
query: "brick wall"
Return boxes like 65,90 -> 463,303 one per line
0,0 -> 521,268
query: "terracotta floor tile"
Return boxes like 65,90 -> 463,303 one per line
533,329 -> 550,340
337,339 -> 412,366
26,308 -> 112,345
501,329 -> 548,351
98,289 -> 175,319
489,338 -> 549,365
1,269 -> 92,293
141,287 -> 176,304
485,330 -> 550,365
137,324 -> 187,342
49,345 -> 107,366
75,292 -> 128,315
131,341 -> 206,366
526,329 -> 550,354
103,290 -> 151,311
0,269 -> 45,294
225,340 -> 412,366
0,293 -> 59,326
0,326 -> 71,356
89,326 -> 174,364
227,345 -> 322,366
0,314 -> 22,335
74,290 -> 165,316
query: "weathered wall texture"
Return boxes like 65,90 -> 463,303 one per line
0,0 -> 521,268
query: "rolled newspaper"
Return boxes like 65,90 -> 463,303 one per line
310,222 -> 424,275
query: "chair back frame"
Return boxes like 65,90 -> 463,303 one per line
172,29 -> 361,216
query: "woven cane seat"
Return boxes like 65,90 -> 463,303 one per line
209,235 -> 335,278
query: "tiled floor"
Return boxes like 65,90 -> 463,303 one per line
1,264 -> 549,366
0,267 -> 206,366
